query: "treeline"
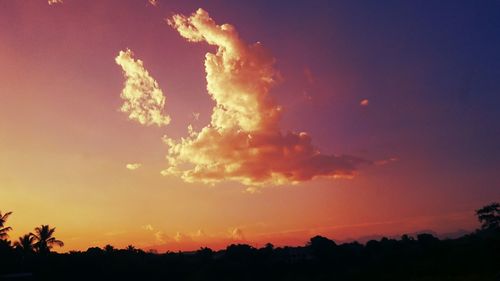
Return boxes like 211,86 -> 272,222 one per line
0,203 -> 499,281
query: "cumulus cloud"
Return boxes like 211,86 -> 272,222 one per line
159,9 -> 367,186
48,0 -> 63,5
126,163 -> 142,170
115,49 -> 171,127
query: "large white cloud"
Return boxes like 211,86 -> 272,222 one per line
115,49 -> 171,127
159,9 -> 367,187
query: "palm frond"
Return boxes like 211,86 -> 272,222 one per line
0,211 -> 12,227
0,226 -> 12,233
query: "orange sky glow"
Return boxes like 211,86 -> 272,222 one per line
1,1 -> 499,252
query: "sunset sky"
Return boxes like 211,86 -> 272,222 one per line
1,0 -> 499,252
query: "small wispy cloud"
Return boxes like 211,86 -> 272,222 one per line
229,228 -> 245,241
174,232 -> 193,242
126,163 -> 142,170
194,229 -> 206,238
375,157 -> 399,166
48,0 -> 63,5
360,99 -> 370,106
192,112 -> 200,121
141,224 -> 154,231
115,49 -> 171,127
142,224 -> 169,244
148,0 -> 158,6
154,231 -> 167,244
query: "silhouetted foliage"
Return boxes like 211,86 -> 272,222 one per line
0,210 -> 12,240
0,204 -> 499,280
32,225 -> 64,254
476,202 -> 500,230
196,247 -> 214,261
14,234 -> 36,255
307,235 -> 337,260
104,244 -> 115,253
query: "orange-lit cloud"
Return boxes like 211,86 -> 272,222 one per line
148,0 -> 158,6
48,0 -> 63,5
115,49 -> 171,127
141,224 -> 154,231
229,228 -> 245,241
375,157 -> 399,166
154,231 -> 168,244
126,163 -> 142,170
174,232 -> 193,242
161,9 -> 367,187
144,226 -> 212,247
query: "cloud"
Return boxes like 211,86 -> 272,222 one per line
142,224 -> 154,231
126,163 -> 142,170
194,229 -> 207,238
375,157 -> 399,166
360,99 -> 369,106
192,112 -> 200,121
48,0 -> 63,5
229,228 -> 245,241
160,9 -> 367,187
154,231 -> 168,244
174,232 -> 193,242
148,0 -> 158,6
142,225 -> 170,244
115,49 -> 171,127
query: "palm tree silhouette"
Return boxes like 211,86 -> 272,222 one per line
0,211 -> 13,240
32,225 -> 64,254
14,234 -> 36,254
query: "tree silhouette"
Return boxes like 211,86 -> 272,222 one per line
0,205 -> 498,280
0,211 -> 13,240
126,245 -> 137,252
14,234 -> 36,254
307,235 -> 337,260
476,202 -> 500,230
104,244 -> 115,253
32,225 -> 64,254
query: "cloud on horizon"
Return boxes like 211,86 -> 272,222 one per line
115,49 -> 171,127
158,9 -> 367,187
229,228 -> 245,241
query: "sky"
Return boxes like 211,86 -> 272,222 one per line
0,0 -> 499,252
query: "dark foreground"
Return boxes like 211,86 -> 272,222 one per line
1,229 -> 499,281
